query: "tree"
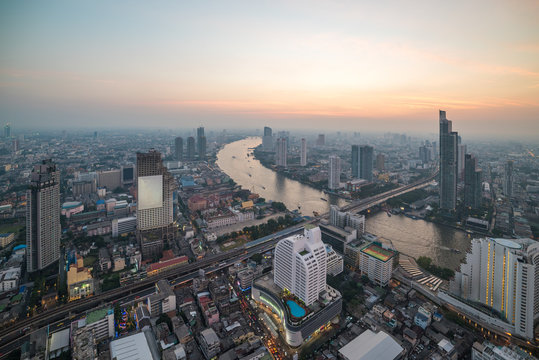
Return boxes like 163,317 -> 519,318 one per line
157,313 -> 172,332
251,253 -> 263,264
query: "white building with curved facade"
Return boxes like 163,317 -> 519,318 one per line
274,226 -> 327,306
448,238 -> 539,340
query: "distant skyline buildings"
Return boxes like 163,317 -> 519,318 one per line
174,136 -> 183,161
275,138 -> 287,167
262,126 -> 273,151
464,154 -> 482,209
504,160 -> 514,198
300,138 -> 307,167
328,155 -> 341,190
186,136 -> 196,160
352,145 -> 373,182
197,126 -> 206,160
4,123 -> 11,138
439,110 -> 458,211
26,159 -> 61,272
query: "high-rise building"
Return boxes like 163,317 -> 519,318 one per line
174,137 -> 183,161
376,153 -> 385,171
275,138 -> 287,167
328,155 -> 341,190
464,154 -> 482,209
300,138 -> 307,166
97,169 -> 122,190
197,127 -> 206,159
329,205 -> 365,240
439,110 -> 458,210
121,164 -> 135,187
419,145 -> 432,164
274,226 -> 327,306
26,159 -> 61,272
458,144 -> 467,181
4,123 -> 11,138
136,150 -> 176,260
93,131 -> 98,139
316,134 -> 325,146
186,136 -> 196,160
351,145 -> 359,178
262,126 -> 273,151
449,238 -> 539,340
504,160 -> 513,197
359,146 -> 373,182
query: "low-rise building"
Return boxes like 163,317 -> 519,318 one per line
338,329 -> 404,360
237,268 -> 254,290
147,280 -> 176,317
0,267 -> 20,293
67,255 -> 94,300
326,244 -> 344,276
358,242 -> 397,287
0,233 -> 15,248
200,328 -> 221,360
147,256 -> 189,277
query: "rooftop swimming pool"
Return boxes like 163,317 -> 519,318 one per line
286,300 -> 306,318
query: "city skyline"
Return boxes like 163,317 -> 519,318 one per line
1,1 -> 539,138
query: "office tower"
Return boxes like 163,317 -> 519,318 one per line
351,145 -> 359,178
449,238 -> 539,340
186,136 -> 196,160
12,139 -> 19,152
300,138 -> 307,166
458,144 -> 467,180
275,138 -> 287,167
316,134 -> 325,146
359,146 -> 373,182
328,155 -> 341,190
464,154 -> 482,209
273,226 -> 327,306
4,123 -> 11,138
198,136 -> 206,160
121,164 -> 135,187
262,126 -> 273,151
136,150 -> 176,260
94,131 -> 98,139
504,160 -> 513,197
419,145 -> 432,164
197,127 -> 206,159
174,137 -> 183,161
439,110 -> 458,210
26,159 -> 61,272
376,153 -> 385,171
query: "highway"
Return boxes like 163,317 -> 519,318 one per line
0,173 -> 436,357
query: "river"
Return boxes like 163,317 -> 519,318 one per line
216,137 -> 470,270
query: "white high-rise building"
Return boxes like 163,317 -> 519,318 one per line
450,238 -> 539,340
300,138 -> 307,167
274,226 -> 327,306
325,245 -> 343,276
329,205 -> 365,239
328,155 -> 341,190
275,138 -> 287,167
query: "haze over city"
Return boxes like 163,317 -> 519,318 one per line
1,1 -> 539,138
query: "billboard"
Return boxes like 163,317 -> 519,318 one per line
138,175 -> 163,210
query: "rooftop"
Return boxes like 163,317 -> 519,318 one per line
338,330 -> 403,360
86,308 -> 111,325
360,243 -> 396,262
110,332 -> 154,360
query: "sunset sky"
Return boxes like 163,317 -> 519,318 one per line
1,1 -> 538,138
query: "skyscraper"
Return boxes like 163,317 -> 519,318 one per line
359,145 -> 373,182
300,138 -> 307,166
464,154 -> 482,209
262,126 -> 273,151
26,159 -> 61,272
328,155 -> 341,190
449,238 -> 539,340
136,150 -> 176,260
351,145 -> 359,178
273,226 -> 327,306
197,127 -> 206,159
4,123 -> 11,138
458,143 -> 467,181
504,160 -> 513,198
316,134 -> 325,146
186,136 -> 196,160
376,153 -> 385,171
439,110 -> 458,210
275,138 -> 287,167
419,145 -> 432,164
174,137 -> 183,161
